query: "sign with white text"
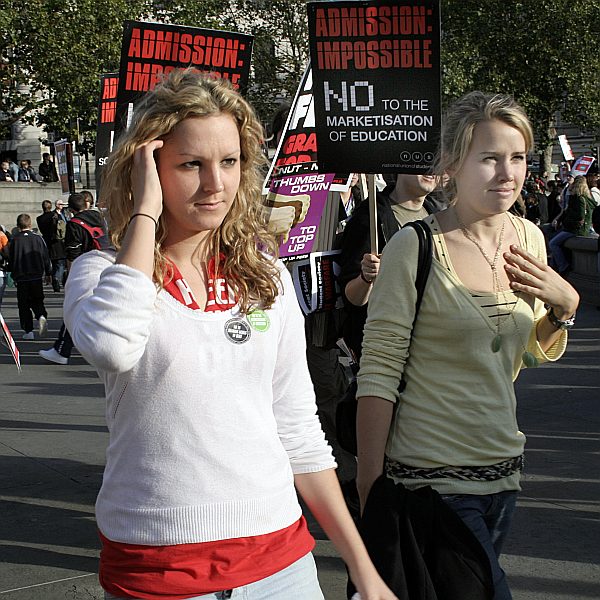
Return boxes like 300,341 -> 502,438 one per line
264,172 -> 335,258
307,0 -> 441,173
262,66 -> 350,195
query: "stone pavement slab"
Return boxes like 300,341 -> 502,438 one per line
1,286 -> 599,599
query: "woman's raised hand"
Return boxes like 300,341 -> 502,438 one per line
131,140 -> 164,219
504,245 -> 579,319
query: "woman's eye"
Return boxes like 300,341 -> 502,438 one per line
182,161 -> 200,168
222,158 -> 237,166
513,155 -> 526,162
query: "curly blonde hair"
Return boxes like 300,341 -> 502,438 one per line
100,70 -> 280,313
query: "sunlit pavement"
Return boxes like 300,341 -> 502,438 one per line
0,286 -> 598,599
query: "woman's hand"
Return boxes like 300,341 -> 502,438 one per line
504,244 -> 579,319
361,253 -> 381,284
131,140 -> 164,220
348,570 -> 398,600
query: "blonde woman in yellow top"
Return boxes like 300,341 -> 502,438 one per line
356,91 -> 579,600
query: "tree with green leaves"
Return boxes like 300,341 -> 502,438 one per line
160,0 -> 310,129
3,0 -> 599,169
440,0 -> 600,173
1,0 -> 157,147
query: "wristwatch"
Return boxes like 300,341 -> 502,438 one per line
546,307 -> 576,330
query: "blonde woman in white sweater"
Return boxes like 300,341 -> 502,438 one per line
64,71 -> 395,600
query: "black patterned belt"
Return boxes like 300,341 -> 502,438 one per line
385,454 -> 524,482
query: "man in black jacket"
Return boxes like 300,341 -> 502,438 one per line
39,192 -> 108,364
8,214 -> 51,339
38,153 -> 58,182
337,174 -> 440,361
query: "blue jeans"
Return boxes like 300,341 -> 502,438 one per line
104,552 -> 324,600
51,258 -> 66,291
549,230 -> 575,273
442,491 -> 517,600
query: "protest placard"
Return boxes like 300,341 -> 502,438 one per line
0,312 -> 21,371
571,155 -> 596,177
558,134 -> 574,161
262,65 -> 350,195
265,172 -> 335,258
307,0 -> 441,174
291,250 -> 342,316
114,20 -> 253,137
95,73 -> 119,193
54,139 -> 75,195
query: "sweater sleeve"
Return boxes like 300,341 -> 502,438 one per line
271,265 -> 336,474
357,226 -> 419,403
63,251 -> 158,373
522,220 -> 568,365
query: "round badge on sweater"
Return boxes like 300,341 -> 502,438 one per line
224,318 -> 251,344
247,309 -> 270,332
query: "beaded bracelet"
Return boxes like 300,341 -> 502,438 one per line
130,213 -> 158,229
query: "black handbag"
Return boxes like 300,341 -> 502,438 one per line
335,220 -> 433,456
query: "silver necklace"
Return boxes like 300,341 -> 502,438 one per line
455,209 -> 538,367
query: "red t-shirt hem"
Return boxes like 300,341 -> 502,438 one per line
99,517 -> 315,599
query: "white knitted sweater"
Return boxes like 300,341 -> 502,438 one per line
64,251 -> 335,545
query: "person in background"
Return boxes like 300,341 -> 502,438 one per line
549,175 -> 596,275
8,213 -> 51,339
39,193 -> 108,365
36,200 -> 54,245
585,166 -> 600,206
356,91 -> 578,600
61,70 -> 397,600
18,159 -> 40,182
337,173 -> 439,362
0,226 -> 10,309
0,160 -> 15,182
39,152 -> 59,182
49,199 -> 68,291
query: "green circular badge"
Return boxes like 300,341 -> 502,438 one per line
247,310 -> 270,332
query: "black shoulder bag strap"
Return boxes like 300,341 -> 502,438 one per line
397,219 -> 434,393
336,219 -> 434,456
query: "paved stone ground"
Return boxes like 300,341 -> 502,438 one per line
0,286 -> 598,599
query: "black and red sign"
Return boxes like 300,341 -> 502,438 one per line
95,73 -> 119,193
114,20 -> 253,137
308,0 -> 441,174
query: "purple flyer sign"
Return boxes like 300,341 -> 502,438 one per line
265,172 -> 335,257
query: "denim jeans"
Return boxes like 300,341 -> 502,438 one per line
441,491 -> 517,600
51,258 -> 66,291
549,230 -> 575,273
104,552 -> 324,600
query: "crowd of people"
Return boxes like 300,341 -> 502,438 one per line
0,71 -> 593,600
0,190 -> 105,350
0,153 -> 59,183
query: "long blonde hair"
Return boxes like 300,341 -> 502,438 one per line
570,175 -> 591,198
100,70 -> 280,312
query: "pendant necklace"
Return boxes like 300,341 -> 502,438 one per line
455,209 -> 538,368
